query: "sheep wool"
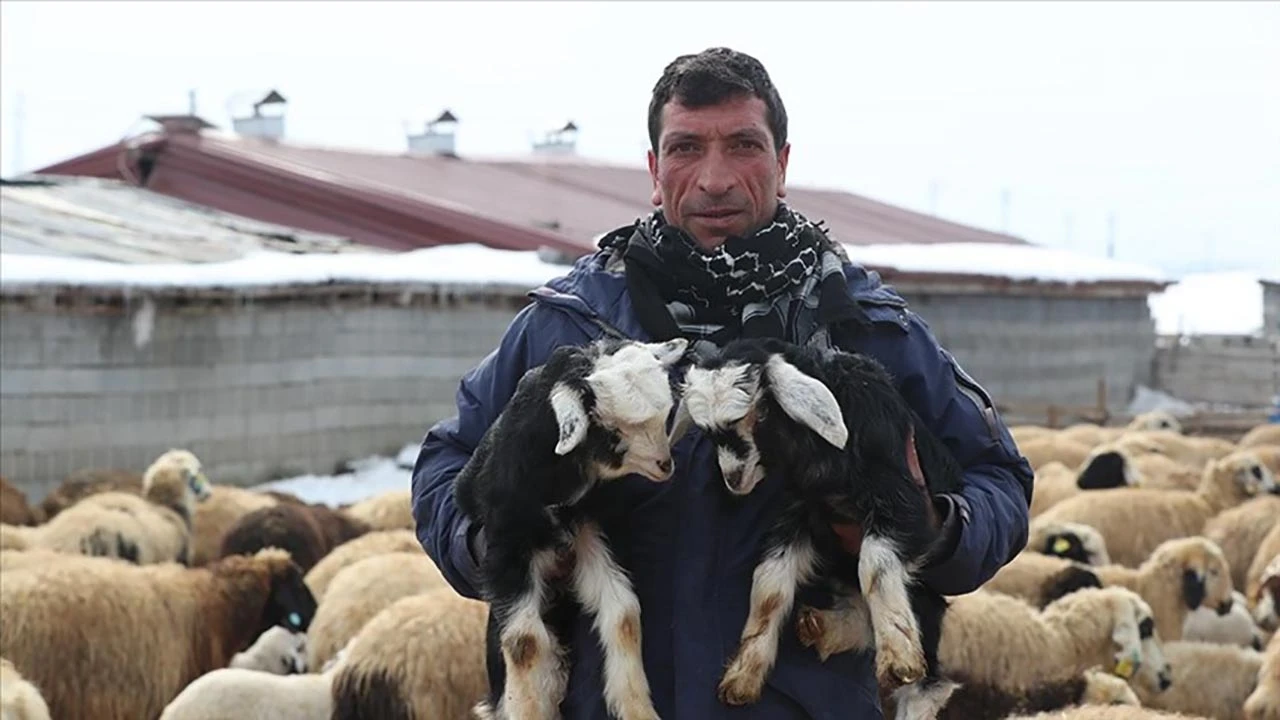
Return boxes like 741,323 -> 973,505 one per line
158,667 -> 335,720
1243,631 -> 1279,720
980,551 -> 1102,608
191,485 -> 279,566
1130,641 -> 1264,720
1247,524 -> 1280,610
1005,707 -> 1209,719
0,547 -> 316,720
0,657 -> 51,720
331,588 -> 489,720
1183,591 -> 1268,650
302,528 -> 422,602
37,467 -> 142,521
1238,424 -> 1280,450
342,489 -> 414,531
1032,451 -> 1276,567
1025,521 -> 1113,566
1020,435 -> 1099,473
1204,495 -> 1280,592
0,478 -> 40,527
306,551 -> 447,672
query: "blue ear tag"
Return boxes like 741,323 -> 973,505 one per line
288,612 -> 301,628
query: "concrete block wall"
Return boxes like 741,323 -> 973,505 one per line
1152,334 -> 1280,407
1264,282 -> 1280,338
1,286 -> 526,501
897,290 -> 1158,413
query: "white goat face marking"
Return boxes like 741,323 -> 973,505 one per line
681,363 -> 768,495
586,341 -> 683,482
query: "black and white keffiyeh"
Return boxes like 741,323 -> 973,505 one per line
598,202 -> 868,352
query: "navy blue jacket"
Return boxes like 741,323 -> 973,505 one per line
411,250 -> 1034,719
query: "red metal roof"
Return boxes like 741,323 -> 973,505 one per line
35,126 -> 1029,257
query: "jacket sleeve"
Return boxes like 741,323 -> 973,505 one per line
886,310 -> 1034,597
409,302 -> 586,600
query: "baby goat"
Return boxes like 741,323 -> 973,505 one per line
670,337 -> 965,717
454,337 -> 688,720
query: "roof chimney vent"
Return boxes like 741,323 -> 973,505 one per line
532,120 -> 578,157
407,109 -> 459,157
231,90 -> 287,141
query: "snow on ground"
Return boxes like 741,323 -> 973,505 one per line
0,244 -> 573,289
1147,270 -> 1267,336
252,443 -> 418,507
842,242 -> 1168,284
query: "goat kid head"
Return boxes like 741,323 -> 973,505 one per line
550,338 -> 688,482
670,352 -> 848,496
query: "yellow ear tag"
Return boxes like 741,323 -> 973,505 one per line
1114,657 -> 1135,679
1053,538 -> 1071,554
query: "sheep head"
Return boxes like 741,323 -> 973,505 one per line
1128,411 -> 1182,434
1253,554 -> 1280,632
549,338 -> 688,483
1211,450 -> 1278,502
1149,537 -> 1234,616
672,350 -> 847,496
144,448 -> 213,504
1107,589 -> 1172,694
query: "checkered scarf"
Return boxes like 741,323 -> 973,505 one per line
599,202 -> 867,354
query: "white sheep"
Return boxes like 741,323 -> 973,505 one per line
0,449 -> 212,565
158,656 -> 343,720
0,657 -> 51,720
342,489 -> 414,531
1203,494 -> 1280,591
1032,450 -> 1277,567
1183,591 -> 1268,650
0,547 -> 317,720
1244,630 -> 1279,720
302,528 -> 422,602
1025,521 -> 1113,566
453,337 -> 687,720
1129,640 -> 1264,720
228,626 -> 308,675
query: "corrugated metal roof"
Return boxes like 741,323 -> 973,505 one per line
0,175 -> 375,263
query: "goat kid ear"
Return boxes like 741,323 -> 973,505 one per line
763,355 -> 849,449
549,382 -> 590,455
643,338 -> 689,368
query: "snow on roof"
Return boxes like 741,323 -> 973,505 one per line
0,243 -> 573,291
1147,270 -> 1267,336
842,242 -> 1169,285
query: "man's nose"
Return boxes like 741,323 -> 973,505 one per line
696,151 -> 736,195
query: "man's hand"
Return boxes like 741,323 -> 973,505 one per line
830,426 -> 936,556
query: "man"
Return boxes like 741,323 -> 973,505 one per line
412,47 -> 1033,719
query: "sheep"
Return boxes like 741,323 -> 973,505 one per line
303,528 -> 422,602
1005,706 -> 1207,719
1072,435 -> 1170,492
1239,424 -> 1280,450
1250,554 -> 1280,633
933,587 -> 1173,700
1183,591 -> 1268,650
1125,429 -> 1240,471
218,501 -> 372,573
331,587 -> 489,720
306,551 -> 447,672
157,666 -> 337,720
1030,445 -> 1144,518
1248,525 -> 1280,606
1057,423 -> 1126,448
1132,453 -> 1205,492
0,449 -> 213,565
1130,640 -> 1264,720
0,657 -> 51,720
1204,495 -> 1280,591
1032,450 -> 1277,567
190,485 -> 280,566
668,337 -> 967,714
0,478 -> 41,526
1256,445 -> 1280,477
228,625 -> 308,675
1026,521 -> 1113,566
453,337 -> 688,720
1012,425 -> 1056,445
1020,434 -> 1099,472
1244,631 -> 1279,720
0,547 -> 317,720
896,667 -> 1142,720
36,467 -> 142,521
343,488 -> 414,531
980,552 -> 1104,609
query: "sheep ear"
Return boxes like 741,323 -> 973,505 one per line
1109,600 -> 1142,664
549,382 -> 590,455
763,355 -> 848,449
643,338 -> 689,368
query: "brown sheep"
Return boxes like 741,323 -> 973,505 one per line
1239,424 -> 1280,450
330,588 -> 489,720
190,486 -> 280,566
0,547 -> 317,720
1204,495 -> 1280,591
1032,450 -> 1277,567
303,529 -> 422,602
37,467 -> 142,520
0,477 -> 41,527
218,502 -> 371,573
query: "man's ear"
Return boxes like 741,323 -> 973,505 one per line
648,149 -> 662,206
776,141 -> 791,198
549,382 -> 590,455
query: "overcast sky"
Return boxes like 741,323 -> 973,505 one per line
2,1 -> 1276,278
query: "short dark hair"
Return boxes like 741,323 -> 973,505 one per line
647,47 -> 788,155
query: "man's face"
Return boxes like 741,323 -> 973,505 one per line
647,94 -> 790,252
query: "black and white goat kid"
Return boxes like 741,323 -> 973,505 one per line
454,337 -> 688,720
669,337 -> 965,719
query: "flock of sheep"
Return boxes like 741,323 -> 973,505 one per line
0,404 -> 1277,719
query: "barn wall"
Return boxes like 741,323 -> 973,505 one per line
0,286 -> 525,500
893,288 -> 1158,417
1264,282 -> 1280,338
1151,334 -> 1280,408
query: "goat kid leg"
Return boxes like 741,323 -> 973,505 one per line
718,536 -> 818,706
571,521 -> 659,720
796,593 -> 874,661
858,534 -> 927,688
495,547 -> 569,720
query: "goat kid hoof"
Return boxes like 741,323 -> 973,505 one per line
796,607 -> 824,649
875,643 -> 926,688
717,665 -> 764,706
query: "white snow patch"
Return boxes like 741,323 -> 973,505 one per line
1147,271 -> 1266,336
395,442 -> 420,469
1127,385 -> 1196,417
0,243 -> 574,290
252,455 -> 410,508
842,242 -> 1169,284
